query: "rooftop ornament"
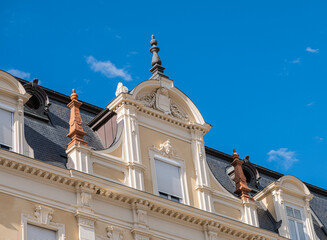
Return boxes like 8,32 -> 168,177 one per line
66,89 -> 88,150
231,149 -> 253,201
149,35 -> 169,79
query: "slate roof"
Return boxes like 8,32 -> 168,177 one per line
16,78 -> 327,238
206,147 -> 327,239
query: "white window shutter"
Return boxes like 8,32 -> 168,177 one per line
0,109 -> 12,148
155,160 -> 182,198
27,224 -> 57,240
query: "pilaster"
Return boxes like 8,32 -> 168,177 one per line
66,144 -> 92,173
191,130 -> 213,212
131,202 -> 151,240
242,199 -> 259,227
75,184 -> 96,240
272,189 -> 288,238
117,105 -> 144,190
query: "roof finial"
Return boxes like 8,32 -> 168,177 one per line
70,89 -> 78,100
232,149 -> 239,159
150,35 -> 161,66
149,35 -> 169,79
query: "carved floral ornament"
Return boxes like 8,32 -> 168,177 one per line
136,87 -> 189,121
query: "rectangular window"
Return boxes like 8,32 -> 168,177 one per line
0,108 -> 13,150
155,159 -> 183,203
27,224 -> 56,240
286,206 -> 306,240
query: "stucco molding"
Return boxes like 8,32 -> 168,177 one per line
21,205 -> 65,240
34,205 -> 54,225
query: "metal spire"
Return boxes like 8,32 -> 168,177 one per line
149,35 -> 168,79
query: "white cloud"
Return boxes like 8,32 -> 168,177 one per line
306,47 -> 319,53
267,148 -> 298,170
314,136 -> 324,142
290,58 -> 301,64
86,56 -> 132,81
7,69 -> 31,80
306,102 -> 315,107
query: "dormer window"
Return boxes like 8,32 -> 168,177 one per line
0,107 -> 13,150
155,159 -> 183,203
285,205 -> 307,240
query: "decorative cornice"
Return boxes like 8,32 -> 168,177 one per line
0,150 -> 287,240
111,97 -> 210,134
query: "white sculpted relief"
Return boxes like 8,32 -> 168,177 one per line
155,87 -> 171,114
34,205 -> 54,225
136,87 -> 189,121
115,82 -> 129,96
152,139 -> 178,158
107,226 -> 124,240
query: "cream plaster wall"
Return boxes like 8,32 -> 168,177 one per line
93,163 -> 125,183
213,201 -> 242,220
0,192 -> 78,240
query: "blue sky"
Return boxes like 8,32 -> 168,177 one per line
1,1 -> 327,189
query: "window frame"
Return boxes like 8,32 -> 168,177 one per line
149,150 -> 189,205
21,213 -> 65,240
284,203 -> 308,240
0,103 -> 15,151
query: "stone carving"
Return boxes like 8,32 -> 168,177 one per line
115,82 -> 129,96
137,92 -> 156,108
80,191 -> 92,207
159,139 -> 174,156
152,139 -> 178,158
170,102 -> 189,121
207,231 -> 218,240
107,226 -> 124,240
136,209 -> 148,225
137,88 -> 189,121
34,205 -> 54,225
155,87 -> 171,114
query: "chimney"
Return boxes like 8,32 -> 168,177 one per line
66,89 -> 88,149
231,149 -> 253,201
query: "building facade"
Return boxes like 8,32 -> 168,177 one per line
0,36 -> 326,240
